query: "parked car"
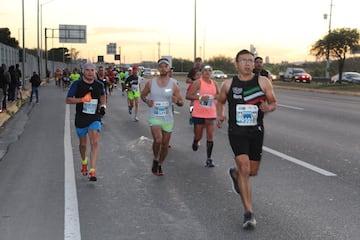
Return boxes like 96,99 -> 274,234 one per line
331,72 -> 360,84
150,69 -> 160,76
211,70 -> 227,79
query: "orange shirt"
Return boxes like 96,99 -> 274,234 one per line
191,77 -> 217,119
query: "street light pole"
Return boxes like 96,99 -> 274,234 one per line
22,0 -> 26,87
194,0 -> 197,62
325,0 -> 333,79
37,0 -> 41,76
39,0 -> 56,78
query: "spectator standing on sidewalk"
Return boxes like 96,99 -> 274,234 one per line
1,64 -> 10,110
0,66 -> 6,112
15,63 -> 22,100
29,71 -> 41,104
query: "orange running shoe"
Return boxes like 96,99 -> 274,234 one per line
89,168 -> 97,181
81,157 -> 88,176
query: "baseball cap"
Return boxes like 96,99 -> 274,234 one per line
157,58 -> 170,66
202,65 -> 213,72
128,67 -> 133,71
132,66 -> 139,71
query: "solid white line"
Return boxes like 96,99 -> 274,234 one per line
263,146 -> 337,177
64,104 -> 82,240
278,104 -> 304,111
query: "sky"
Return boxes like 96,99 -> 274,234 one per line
1,0 -> 360,64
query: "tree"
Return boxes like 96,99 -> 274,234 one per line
0,28 -> 19,48
310,28 -> 360,83
206,55 -> 236,73
69,48 -> 79,61
48,47 -> 71,62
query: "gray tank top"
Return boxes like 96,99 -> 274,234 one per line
148,77 -> 177,122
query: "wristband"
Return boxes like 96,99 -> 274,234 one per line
199,95 -> 202,101
143,98 -> 149,104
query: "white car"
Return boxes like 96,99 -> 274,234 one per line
331,72 -> 360,84
143,68 -> 151,76
211,70 -> 227,79
150,69 -> 160,76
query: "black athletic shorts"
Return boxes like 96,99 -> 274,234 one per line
228,125 -> 264,161
192,117 -> 216,125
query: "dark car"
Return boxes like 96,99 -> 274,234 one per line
331,72 -> 360,84
292,69 -> 312,83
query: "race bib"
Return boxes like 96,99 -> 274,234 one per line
199,94 -> 213,108
236,104 -> 258,126
153,101 -> 169,116
131,85 -> 139,91
82,99 -> 98,114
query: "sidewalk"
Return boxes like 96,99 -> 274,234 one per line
0,79 -> 46,127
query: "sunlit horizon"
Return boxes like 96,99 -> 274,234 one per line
1,0 -> 359,65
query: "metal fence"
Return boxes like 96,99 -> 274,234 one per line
0,42 -> 70,80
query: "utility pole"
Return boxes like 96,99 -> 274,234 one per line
325,0 -> 333,79
194,0 -> 197,62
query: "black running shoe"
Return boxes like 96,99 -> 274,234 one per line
157,165 -> 164,176
243,211 -> 256,229
206,158 -> 215,168
192,141 -> 198,151
229,167 -> 240,194
151,160 -> 159,175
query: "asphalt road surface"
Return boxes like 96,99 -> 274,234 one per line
0,79 -> 359,240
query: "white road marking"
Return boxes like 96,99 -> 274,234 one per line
278,104 -> 304,111
64,105 -> 81,240
263,146 -> 337,176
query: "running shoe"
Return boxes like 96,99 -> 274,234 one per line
151,160 -> 159,175
229,167 -> 240,194
134,116 -> 139,122
88,168 -> 97,181
205,158 -> 215,168
81,158 -> 88,176
157,165 -> 164,176
192,140 -> 198,151
243,211 -> 256,229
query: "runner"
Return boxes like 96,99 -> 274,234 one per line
186,65 -> 219,167
66,63 -> 107,181
125,66 -> 143,121
140,58 -> 184,176
186,57 -> 203,125
216,49 -> 277,229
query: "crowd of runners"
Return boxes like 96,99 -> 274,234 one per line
65,49 -> 277,230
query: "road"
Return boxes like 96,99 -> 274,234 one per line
0,79 -> 359,240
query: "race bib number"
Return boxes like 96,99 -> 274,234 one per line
131,85 -> 139,91
82,99 -> 98,114
153,101 -> 169,116
199,94 -> 213,108
236,104 -> 258,126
